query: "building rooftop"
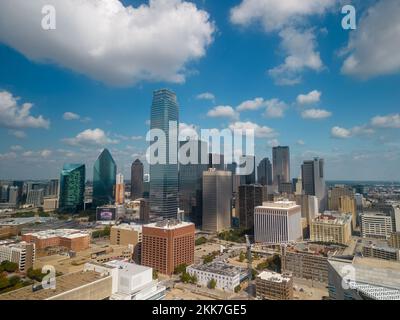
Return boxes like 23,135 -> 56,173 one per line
312,213 -> 352,225
23,229 -> 90,239
0,271 -> 107,300
259,200 -> 298,209
104,260 -> 150,276
112,223 -> 142,232
145,219 -> 194,230
257,271 -> 292,283
188,262 -> 241,277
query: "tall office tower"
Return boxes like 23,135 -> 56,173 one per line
137,198 -> 150,224
238,185 -> 267,230
257,158 -> 272,186
202,169 -> 232,232
241,155 -> 256,185
26,189 -> 44,207
339,195 -> 357,229
93,148 -> 117,207
0,185 -> 9,203
179,140 -> 208,226
115,173 -> 125,205
12,181 -> 24,203
8,186 -> 19,205
328,185 -> 354,211
254,200 -> 302,244
294,177 -> 303,195
131,159 -> 144,200
59,164 -> 85,213
227,162 -> 241,194
272,146 -> 290,186
141,220 -> 195,275
296,194 -> 319,226
149,89 -> 179,219
47,179 -> 59,197
208,153 -> 225,171
301,158 -> 327,212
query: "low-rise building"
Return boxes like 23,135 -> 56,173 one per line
186,262 -> 241,292
310,212 -> 352,245
0,241 -> 35,272
361,212 -> 393,240
22,229 -> 90,252
389,232 -> 400,249
362,242 -> 399,261
256,271 -> 293,300
281,243 -> 342,283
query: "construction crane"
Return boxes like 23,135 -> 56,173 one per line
245,234 -> 253,298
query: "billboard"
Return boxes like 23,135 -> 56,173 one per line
96,206 -> 116,221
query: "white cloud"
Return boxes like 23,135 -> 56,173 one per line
179,122 -> 199,140
0,0 -> 215,86
229,121 -> 277,138
297,139 -> 305,145
0,91 -> 50,129
331,126 -> 351,139
196,92 -> 215,101
341,0 -> 400,79
301,108 -> 331,119
0,152 -> 17,160
371,114 -> 400,129
131,136 -> 144,141
296,90 -> 321,105
63,112 -> 80,121
267,139 -> 279,147
22,151 -> 34,157
10,145 -> 23,151
331,125 -> 374,139
230,1 -> 335,85
237,97 -> 265,111
264,99 -> 287,118
268,28 -> 323,85
207,106 -> 239,120
236,97 -> 287,118
8,130 -> 26,139
230,0 -> 337,32
64,128 -> 118,146
40,149 -> 52,158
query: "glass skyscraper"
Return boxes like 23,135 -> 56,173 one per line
179,139 -> 209,226
150,89 -> 179,219
93,148 -> 117,207
131,159 -> 144,200
59,163 -> 85,213
272,146 -> 290,186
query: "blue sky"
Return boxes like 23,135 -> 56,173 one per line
0,0 -> 399,181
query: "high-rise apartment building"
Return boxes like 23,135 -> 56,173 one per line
179,140 -> 208,226
47,179 -> 59,197
149,89 -> 179,219
131,159 -> 144,200
0,241 -> 35,272
361,212 -> 393,240
254,200 -> 302,244
59,164 -> 85,213
272,146 -> 290,186
202,169 -> 232,232
115,173 -> 125,205
238,184 -> 267,230
8,186 -> 19,206
301,158 -> 327,212
257,158 -> 273,186
26,189 -> 44,207
93,149 -> 117,207
310,213 -> 352,245
328,185 -> 354,211
141,220 -> 195,275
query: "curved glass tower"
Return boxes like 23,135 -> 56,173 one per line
150,89 -> 179,219
93,148 -> 117,207
59,163 -> 85,213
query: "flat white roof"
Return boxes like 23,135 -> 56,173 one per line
24,229 -> 89,239
258,200 -> 299,210
258,271 -> 292,283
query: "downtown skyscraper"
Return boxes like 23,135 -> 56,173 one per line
272,146 -> 290,188
59,163 -> 85,213
93,149 -> 116,207
131,159 -> 144,200
257,157 -> 273,186
302,158 -> 328,212
149,89 -> 179,219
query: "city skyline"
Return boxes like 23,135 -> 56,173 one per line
0,0 -> 400,182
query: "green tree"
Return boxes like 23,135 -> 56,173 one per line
234,285 -> 241,293
0,274 -> 9,289
195,237 -> 207,246
8,275 -> 21,286
174,264 -> 188,275
1,261 -> 18,273
190,274 -> 198,284
180,272 -> 192,283
238,251 -> 246,262
208,278 -> 217,289
152,269 -> 159,280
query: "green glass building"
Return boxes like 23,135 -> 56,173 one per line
59,163 -> 85,213
93,148 -> 116,207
